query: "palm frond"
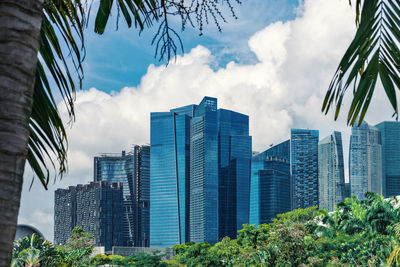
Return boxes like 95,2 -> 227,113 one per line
323,0 -> 400,125
27,0 -> 85,189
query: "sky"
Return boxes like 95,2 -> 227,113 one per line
17,0 -> 397,241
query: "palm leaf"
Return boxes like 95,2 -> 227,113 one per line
27,0 -> 85,188
323,0 -> 400,125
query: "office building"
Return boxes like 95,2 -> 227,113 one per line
133,145 -> 150,247
345,182 -> 351,199
349,121 -> 382,200
291,129 -> 319,209
250,140 -> 291,225
94,148 -> 150,247
150,105 -> 195,247
318,132 -> 345,211
150,97 -> 251,245
376,121 -> 400,197
218,109 -> 252,239
54,181 -> 124,251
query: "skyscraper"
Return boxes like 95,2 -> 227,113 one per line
189,97 -> 219,243
318,131 -> 345,211
291,129 -> 319,209
150,105 -> 194,247
218,109 -> 252,240
375,121 -> 400,197
54,181 -> 124,251
54,186 -> 76,245
250,140 -> 290,225
133,145 -> 150,247
150,97 -> 251,245
94,148 -> 150,247
349,121 -> 382,200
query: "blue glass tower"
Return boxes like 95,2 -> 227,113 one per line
318,132 -> 345,211
291,129 -> 319,209
151,97 -> 251,245
190,97 -> 219,244
150,104 -> 195,247
249,140 -> 290,225
349,121 -> 382,200
94,151 -> 135,246
218,109 -> 252,239
375,121 -> 400,197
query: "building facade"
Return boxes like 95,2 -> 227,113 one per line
250,140 -> 291,225
150,105 -> 195,247
318,131 -> 345,211
94,148 -> 150,247
349,121 -> 382,200
54,186 -> 77,245
150,97 -> 251,245
217,109 -> 252,240
291,129 -> 319,209
375,121 -> 400,197
54,182 -> 124,251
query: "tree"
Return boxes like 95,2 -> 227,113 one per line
323,0 -> 400,125
0,0 -> 239,265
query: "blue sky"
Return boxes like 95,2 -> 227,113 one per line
83,0 -> 300,92
18,0 -> 395,241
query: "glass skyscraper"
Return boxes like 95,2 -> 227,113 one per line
150,97 -> 251,246
291,129 -> 319,209
349,121 -> 382,200
318,131 -> 345,211
190,97 -> 219,244
150,105 -> 194,247
250,140 -> 290,225
218,109 -> 252,240
94,148 -> 150,247
375,121 -> 400,197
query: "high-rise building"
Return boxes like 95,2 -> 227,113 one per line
291,129 -> 319,209
345,182 -> 351,199
133,145 -> 150,247
150,97 -> 251,245
150,105 -> 195,247
94,148 -> 150,247
54,181 -> 124,251
318,131 -> 345,211
190,97 -> 219,244
349,121 -> 382,200
217,109 -> 252,240
375,121 -> 400,197
250,140 -> 290,225
54,186 -> 76,245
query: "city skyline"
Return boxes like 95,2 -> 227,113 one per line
18,0 -> 397,241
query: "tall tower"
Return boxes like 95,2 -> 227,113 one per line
190,97 -> 219,244
218,109 -> 252,239
150,96 -> 251,245
150,105 -> 194,247
250,140 -> 290,225
375,121 -> 400,197
318,131 -> 345,211
349,121 -> 382,199
291,129 -> 319,209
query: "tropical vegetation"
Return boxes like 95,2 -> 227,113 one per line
12,193 -> 400,266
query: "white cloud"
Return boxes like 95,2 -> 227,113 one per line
19,0 -> 396,241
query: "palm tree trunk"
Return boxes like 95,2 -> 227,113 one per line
0,0 -> 43,266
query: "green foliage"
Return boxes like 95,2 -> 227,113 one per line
67,226 -> 94,250
173,193 -> 400,266
173,242 -> 220,266
323,0 -> 400,125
